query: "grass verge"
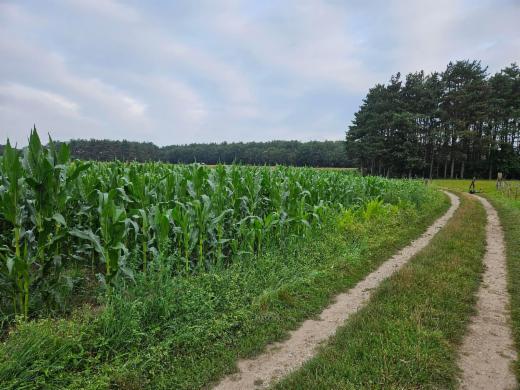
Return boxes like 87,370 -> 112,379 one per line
275,193 -> 486,389
0,190 -> 448,390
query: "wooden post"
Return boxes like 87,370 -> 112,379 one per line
496,172 -> 503,190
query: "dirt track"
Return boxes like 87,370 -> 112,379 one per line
213,191 -> 460,390
457,195 -> 517,390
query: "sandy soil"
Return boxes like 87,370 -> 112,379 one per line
213,191 -> 460,390
457,195 -> 517,390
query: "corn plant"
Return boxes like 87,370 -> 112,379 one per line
0,140 -> 30,318
23,131 -> 70,289
71,189 -> 135,285
171,202 -> 196,272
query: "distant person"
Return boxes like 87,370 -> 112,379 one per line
469,177 -> 477,194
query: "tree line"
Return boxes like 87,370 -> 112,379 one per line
161,140 -> 349,166
346,60 -> 520,179
0,138 -> 351,167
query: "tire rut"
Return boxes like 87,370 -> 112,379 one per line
213,191 -> 460,390
457,195 -> 517,390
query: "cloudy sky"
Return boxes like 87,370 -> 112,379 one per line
1,0 -> 519,146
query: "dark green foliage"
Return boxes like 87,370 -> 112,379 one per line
0,129 -> 89,318
0,139 -> 27,317
67,138 -> 160,162
161,140 -> 351,167
65,139 -> 352,167
347,60 -> 520,178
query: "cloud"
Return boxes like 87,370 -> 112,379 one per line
59,0 -> 140,22
132,75 -> 209,143
210,1 -> 380,93
0,0 -> 518,146
0,32 -> 151,142
0,83 -> 79,114
377,0 -> 520,76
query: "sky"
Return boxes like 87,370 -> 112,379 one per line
0,0 -> 519,147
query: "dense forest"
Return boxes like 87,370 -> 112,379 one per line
67,139 -> 160,162
51,139 -> 350,167
161,140 -> 349,166
346,60 -> 520,179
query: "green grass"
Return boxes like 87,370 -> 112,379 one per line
275,193 -> 486,389
434,179 -> 520,383
433,178 -> 520,196
0,191 -> 448,389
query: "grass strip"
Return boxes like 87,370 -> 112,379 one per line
275,193 -> 486,389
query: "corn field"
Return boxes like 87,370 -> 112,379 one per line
0,130 -> 430,318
